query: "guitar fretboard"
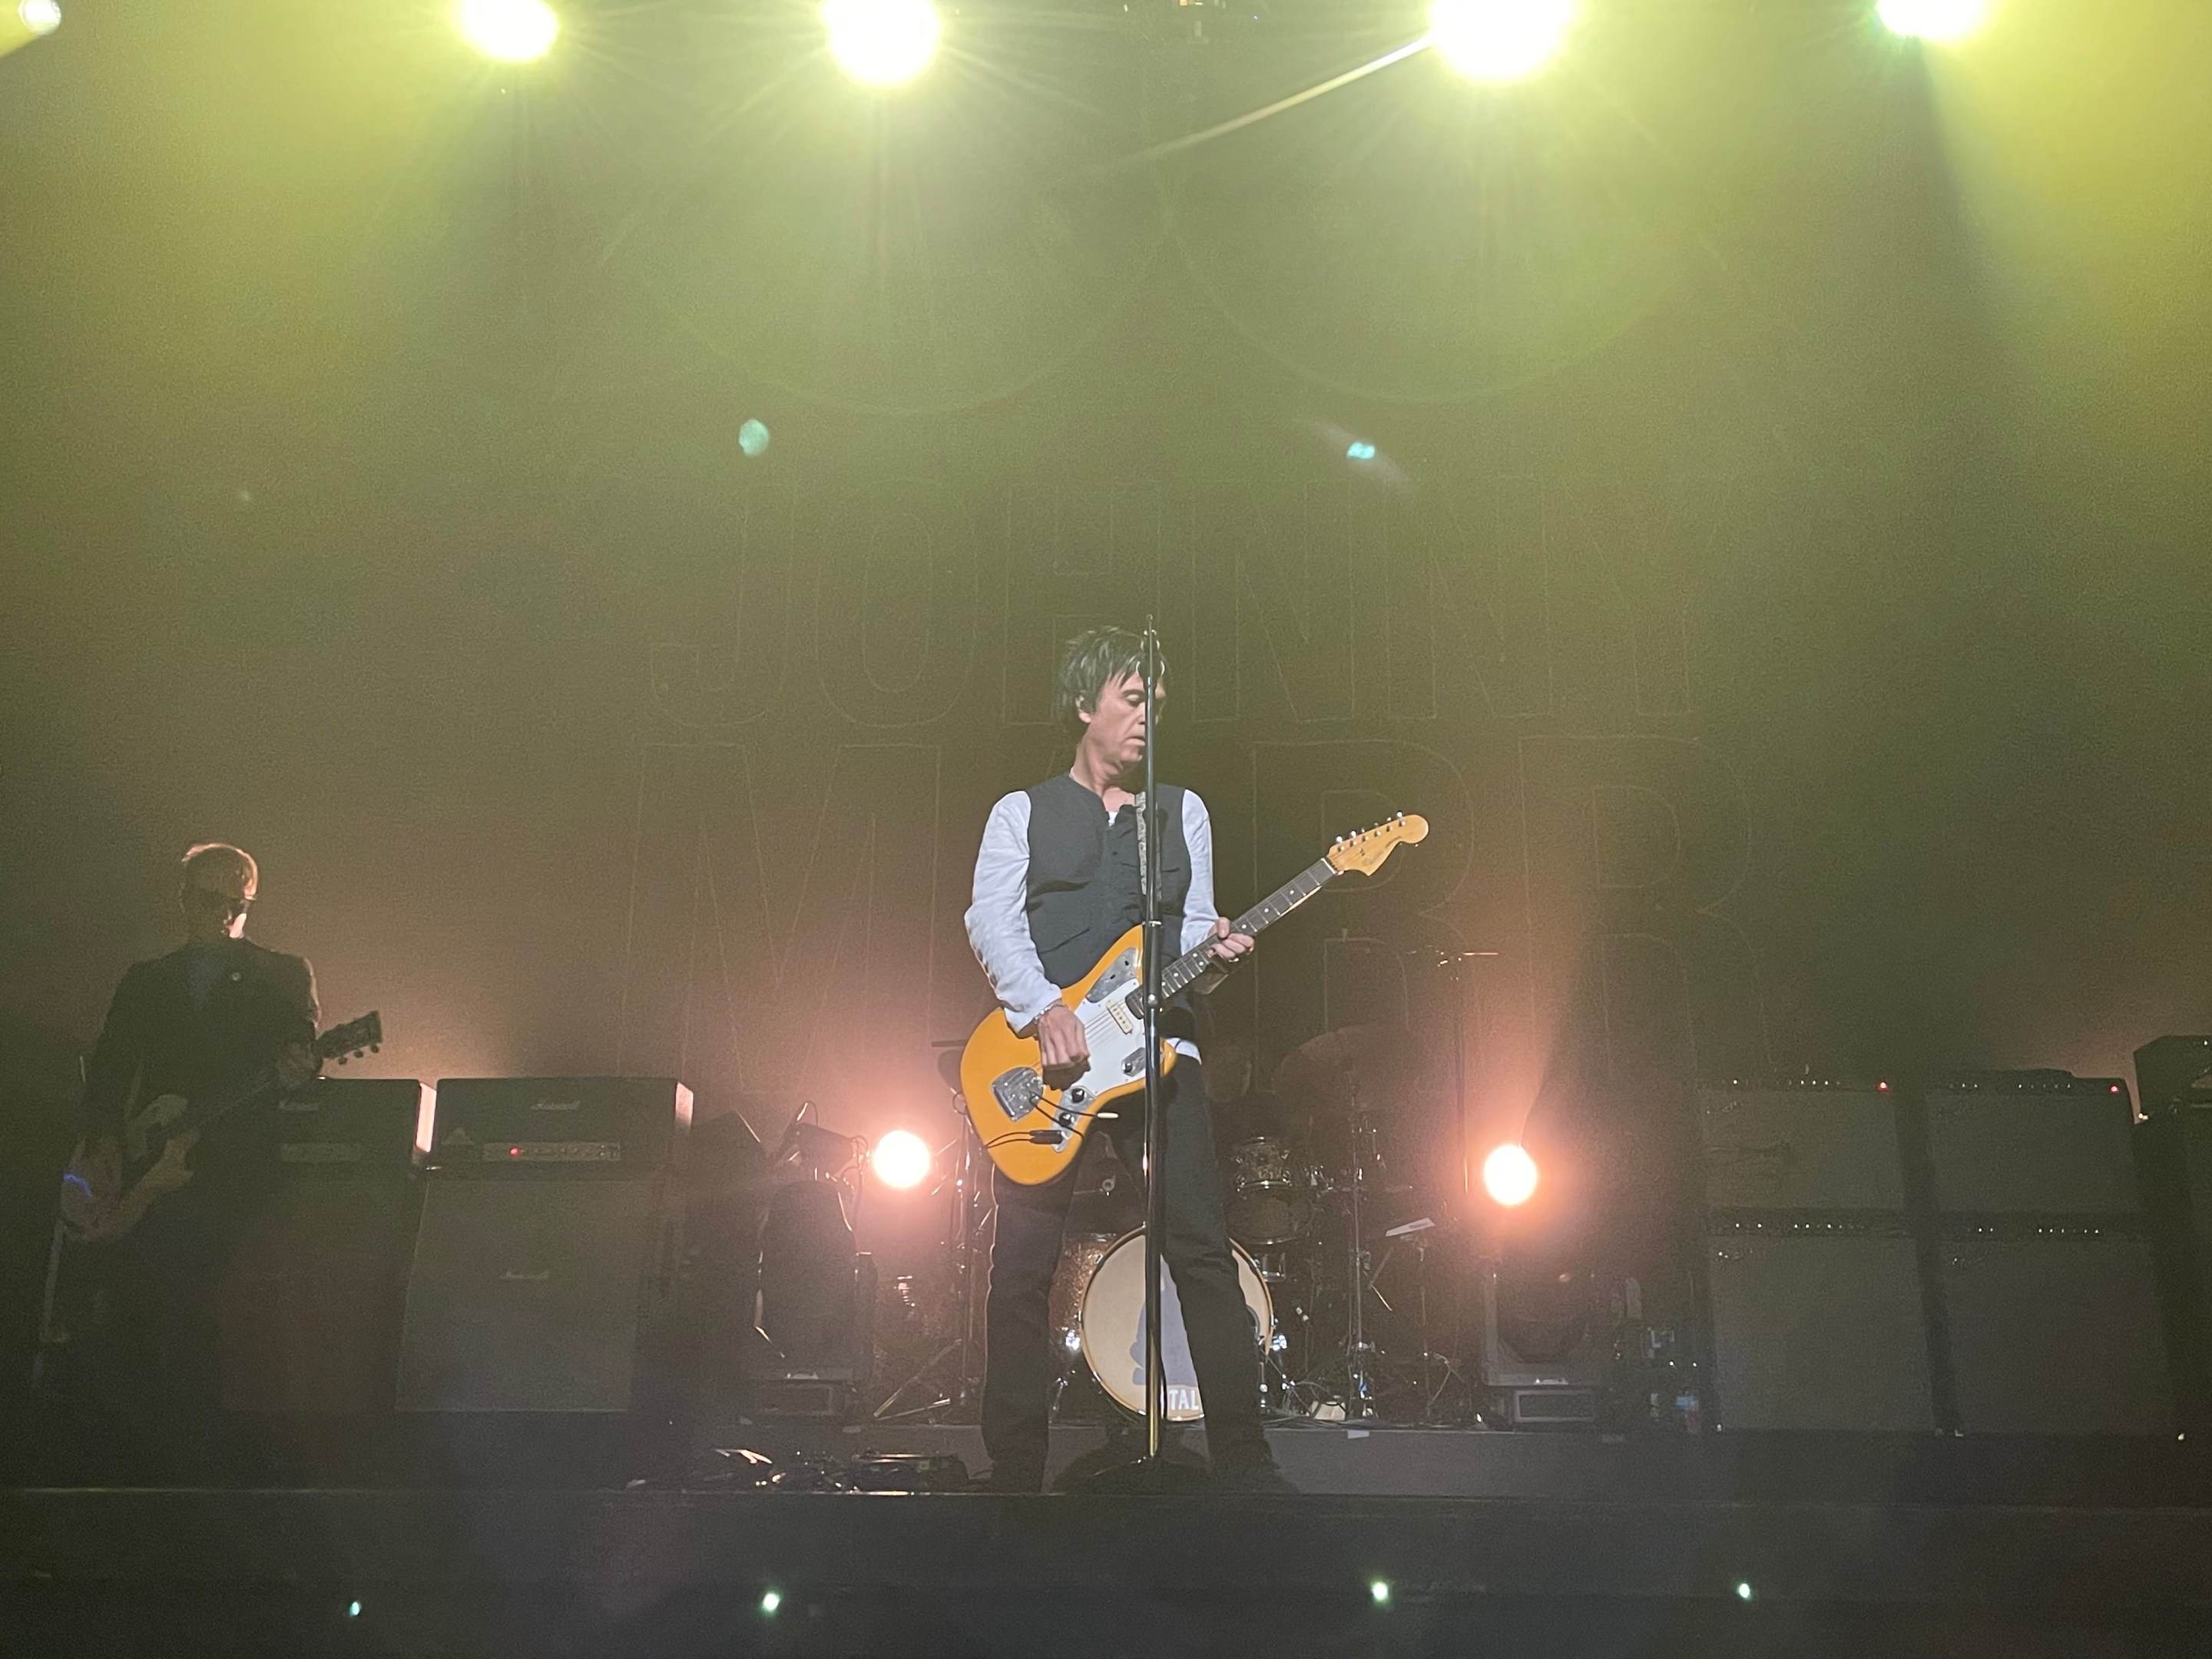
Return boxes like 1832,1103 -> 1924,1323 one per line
1151,854 -> 1339,1003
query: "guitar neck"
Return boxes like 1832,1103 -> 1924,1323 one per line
1153,855 -> 1339,1003
166,1067 -> 280,1143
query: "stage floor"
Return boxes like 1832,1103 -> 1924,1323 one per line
6,1428 -> 2212,1656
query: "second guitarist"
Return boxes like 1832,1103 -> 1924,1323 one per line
59,842 -> 320,1475
964,628 -> 1288,1493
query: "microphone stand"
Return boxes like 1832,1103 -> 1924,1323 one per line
1075,621 -> 1203,1491
1138,620 -> 1167,1463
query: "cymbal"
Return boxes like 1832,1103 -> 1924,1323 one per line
1271,1024 -> 1421,1111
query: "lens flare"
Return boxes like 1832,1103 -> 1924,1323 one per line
458,0 -> 558,63
1876,0 -> 1995,43
871,1128 -> 932,1190
823,0 -> 940,87
1482,1143 -> 1539,1207
1427,0 -> 1576,84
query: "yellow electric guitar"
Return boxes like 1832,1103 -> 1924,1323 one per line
961,815 -> 1428,1184
59,1011 -> 382,1243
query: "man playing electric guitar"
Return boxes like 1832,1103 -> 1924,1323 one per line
58,842 -> 320,1474
965,628 -> 1290,1493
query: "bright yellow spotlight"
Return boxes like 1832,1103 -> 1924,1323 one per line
823,0 -> 940,88
871,1129 -> 932,1190
1876,0 -> 1995,43
2,0 -> 61,58
1427,0 -> 1576,84
1482,1143 -> 1539,1207
458,0 -> 558,64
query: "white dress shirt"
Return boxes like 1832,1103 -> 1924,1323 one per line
965,786 -> 1223,1058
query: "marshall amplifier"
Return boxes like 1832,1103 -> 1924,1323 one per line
1697,1081 -> 1906,1211
215,1079 -> 429,1415
268,1075 -> 431,1172
1704,1215 -> 1936,1432
1924,1072 -> 2170,1435
2136,1037 -> 2212,1115
1696,1081 -> 1933,1432
398,1078 -> 691,1415
2135,1106 -> 2212,1431
424,1077 -> 692,1176
1923,1073 -> 2139,1217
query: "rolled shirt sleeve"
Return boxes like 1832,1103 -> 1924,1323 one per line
964,792 -> 1064,1034
1180,790 -> 1224,957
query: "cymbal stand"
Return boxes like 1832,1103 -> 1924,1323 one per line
1341,1082 -> 1379,1419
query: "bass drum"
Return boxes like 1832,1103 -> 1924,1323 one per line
1078,1230 -> 1273,1422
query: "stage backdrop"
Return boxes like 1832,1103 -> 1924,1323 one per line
3,0 -> 2210,1240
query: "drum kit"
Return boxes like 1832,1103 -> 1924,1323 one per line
883,1023 -> 1472,1429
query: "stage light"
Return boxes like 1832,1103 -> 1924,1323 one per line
1736,1581 -> 1753,1601
1,0 -> 60,58
1876,0 -> 1994,43
458,0 -> 558,63
1426,0 -> 1575,84
1346,441 -> 1377,461
760,1588 -> 783,1615
1369,1579 -> 1392,1606
871,1128 -> 932,1190
1482,1142 -> 1539,1207
823,0 -> 940,87
346,1601 -> 362,1618
738,419 -> 772,459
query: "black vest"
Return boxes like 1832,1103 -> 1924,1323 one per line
1023,773 -> 1191,991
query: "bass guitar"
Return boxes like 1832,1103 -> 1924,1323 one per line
961,815 -> 1427,1184
60,1010 -> 382,1242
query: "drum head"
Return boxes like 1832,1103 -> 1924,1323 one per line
1078,1230 -> 1272,1422
1047,1233 -> 1121,1372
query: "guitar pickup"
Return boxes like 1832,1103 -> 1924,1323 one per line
992,1068 -> 1045,1123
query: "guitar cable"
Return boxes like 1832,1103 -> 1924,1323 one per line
982,1111 -> 1118,1151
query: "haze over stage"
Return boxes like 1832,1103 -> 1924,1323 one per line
5,1 -> 2212,1654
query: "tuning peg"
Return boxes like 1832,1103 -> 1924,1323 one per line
371,1044 -> 381,1053
336,1055 -> 349,1066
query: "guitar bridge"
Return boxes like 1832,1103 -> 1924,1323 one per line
992,1068 -> 1045,1123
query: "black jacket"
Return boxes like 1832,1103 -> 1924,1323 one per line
78,940 -> 319,1182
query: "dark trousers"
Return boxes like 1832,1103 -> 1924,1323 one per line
982,1059 -> 1269,1482
81,1182 -> 256,1482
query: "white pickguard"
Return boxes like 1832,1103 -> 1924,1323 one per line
1000,946 -> 1156,1149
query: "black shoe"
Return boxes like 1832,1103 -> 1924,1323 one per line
1210,1459 -> 1299,1495
978,1462 -> 1047,1494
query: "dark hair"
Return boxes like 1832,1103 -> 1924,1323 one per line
1055,627 -> 1167,730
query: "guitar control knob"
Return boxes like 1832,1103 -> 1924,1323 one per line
1068,1087 -> 1087,1104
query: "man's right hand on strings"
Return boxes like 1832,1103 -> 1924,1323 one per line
1035,1003 -> 1090,1087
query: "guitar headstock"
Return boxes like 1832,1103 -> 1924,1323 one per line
319,1011 -> 382,1068
1325,813 -> 1429,876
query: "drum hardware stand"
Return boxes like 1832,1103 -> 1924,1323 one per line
870,1084 -> 990,1423
1339,1084 -> 1382,1419
1406,946 -> 1498,1204
1378,1216 -> 1475,1422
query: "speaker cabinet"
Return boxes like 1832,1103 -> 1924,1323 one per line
1939,1232 -> 2172,1434
396,1176 -> 681,1413
2138,1107 -> 2212,1430
1925,1079 -> 2138,1217
1706,1224 -> 1935,1432
213,1080 -> 426,1415
1697,1084 -> 1906,1210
